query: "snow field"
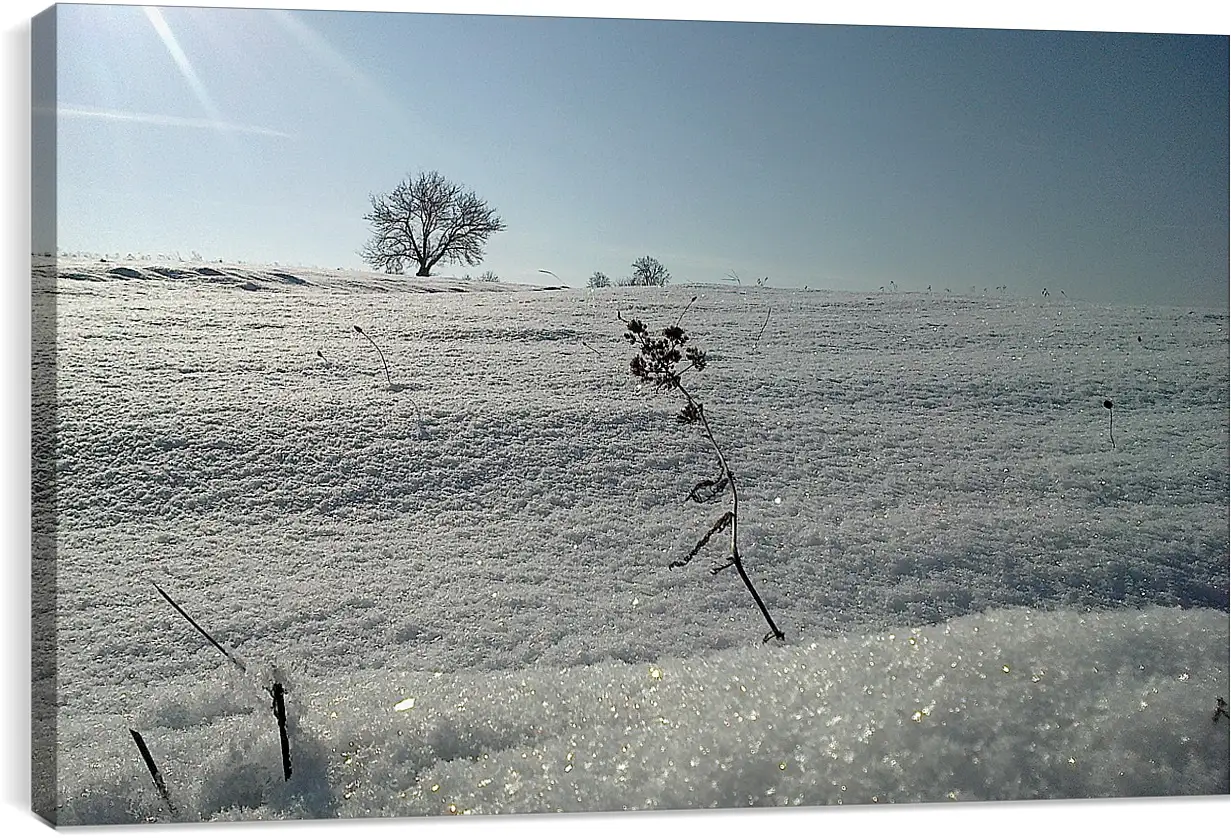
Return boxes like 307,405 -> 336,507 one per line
34,259 -> 1229,823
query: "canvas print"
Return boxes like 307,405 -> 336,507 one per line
29,2 -> 1229,827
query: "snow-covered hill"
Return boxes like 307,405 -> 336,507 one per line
32,260 -> 1229,824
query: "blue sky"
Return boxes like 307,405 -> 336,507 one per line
42,2 -> 1229,306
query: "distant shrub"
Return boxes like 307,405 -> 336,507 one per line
588,271 -> 612,289
477,270 -> 499,282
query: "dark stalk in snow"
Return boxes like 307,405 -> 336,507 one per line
154,582 -> 246,673
675,296 -> 698,328
620,311 -> 785,643
353,324 -> 423,435
1104,399 -> 1116,449
354,325 -> 392,387
154,583 -> 294,782
129,729 -> 176,817
752,306 -> 771,354
272,682 -> 292,780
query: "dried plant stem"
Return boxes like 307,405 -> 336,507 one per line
679,382 -> 784,643
154,583 -> 293,782
129,729 -> 176,817
623,313 -> 784,643
752,306 -> 771,353
272,682 -> 292,780
154,583 -> 246,673
353,325 -> 425,436
354,325 -> 392,387
675,295 -> 698,327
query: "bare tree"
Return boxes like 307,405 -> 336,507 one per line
629,255 -> 670,287
360,171 -> 506,277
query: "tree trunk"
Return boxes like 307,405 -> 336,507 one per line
415,263 -> 431,277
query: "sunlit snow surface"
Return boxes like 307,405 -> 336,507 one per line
34,259 -> 1229,823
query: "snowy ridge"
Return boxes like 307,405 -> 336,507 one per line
35,255 -> 546,294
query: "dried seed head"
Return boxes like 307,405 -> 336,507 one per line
662,325 -> 687,344
1104,399 -> 1113,410
630,356 -> 649,380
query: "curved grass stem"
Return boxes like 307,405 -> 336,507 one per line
354,325 -> 392,387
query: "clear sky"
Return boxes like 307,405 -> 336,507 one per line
40,1 -> 1229,307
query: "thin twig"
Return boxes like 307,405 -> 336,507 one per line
153,583 -> 246,673
155,584 -> 295,784
353,325 -> 425,435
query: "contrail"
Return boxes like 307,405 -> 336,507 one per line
52,104 -> 292,138
138,7 -> 291,140
143,7 -> 226,129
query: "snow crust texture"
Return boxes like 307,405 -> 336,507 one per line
34,260 -> 1229,823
